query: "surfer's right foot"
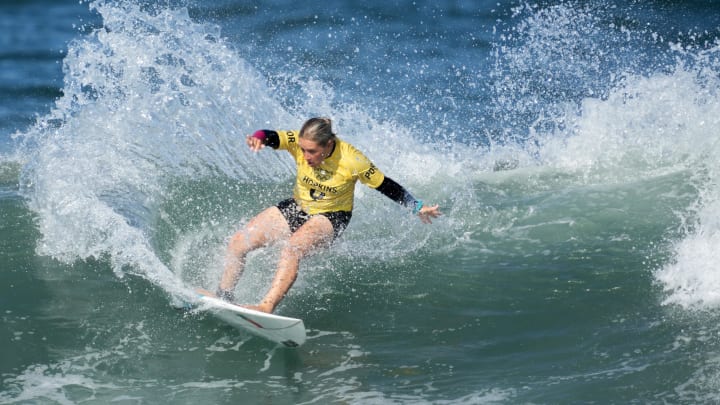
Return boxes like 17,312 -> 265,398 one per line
242,303 -> 273,313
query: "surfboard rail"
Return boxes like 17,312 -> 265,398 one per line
195,293 -> 307,347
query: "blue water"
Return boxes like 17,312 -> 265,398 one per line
3,0 -> 720,403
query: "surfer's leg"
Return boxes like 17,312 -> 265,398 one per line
254,215 -> 334,313
218,206 -> 290,296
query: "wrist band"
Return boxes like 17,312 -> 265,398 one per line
251,130 -> 267,141
413,199 -> 424,215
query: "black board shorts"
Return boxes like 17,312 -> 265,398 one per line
276,198 -> 352,240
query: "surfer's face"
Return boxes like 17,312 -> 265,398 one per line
299,138 -> 333,168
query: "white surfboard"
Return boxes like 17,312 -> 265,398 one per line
195,292 -> 306,347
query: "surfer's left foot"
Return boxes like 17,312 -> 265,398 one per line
243,303 -> 273,313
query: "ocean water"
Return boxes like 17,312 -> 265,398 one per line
3,0 -> 720,403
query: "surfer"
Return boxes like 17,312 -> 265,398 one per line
216,117 -> 441,313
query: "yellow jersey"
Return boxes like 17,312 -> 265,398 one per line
275,130 -> 385,214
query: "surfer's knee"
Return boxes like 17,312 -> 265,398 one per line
284,219 -> 333,256
278,243 -> 304,263
227,231 -> 252,257
227,224 -> 272,254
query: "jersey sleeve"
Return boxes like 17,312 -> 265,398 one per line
275,130 -> 300,151
351,148 -> 385,189
375,176 -> 419,208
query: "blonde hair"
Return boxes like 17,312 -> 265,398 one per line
299,117 -> 336,146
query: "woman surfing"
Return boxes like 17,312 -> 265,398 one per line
214,117 -> 441,313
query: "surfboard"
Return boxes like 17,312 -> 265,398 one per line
194,291 -> 306,347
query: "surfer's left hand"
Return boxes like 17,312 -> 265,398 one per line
418,204 -> 441,224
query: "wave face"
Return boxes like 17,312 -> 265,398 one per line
5,0 -> 720,403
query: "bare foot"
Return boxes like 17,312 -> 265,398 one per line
242,303 -> 273,313
196,288 -> 216,297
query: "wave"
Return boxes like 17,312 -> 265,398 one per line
12,1 -> 455,305
10,0 -> 720,315
8,1 -> 720,403
488,3 -> 720,312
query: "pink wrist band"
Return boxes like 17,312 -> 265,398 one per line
252,130 -> 267,140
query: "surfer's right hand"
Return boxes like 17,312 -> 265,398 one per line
246,135 -> 265,152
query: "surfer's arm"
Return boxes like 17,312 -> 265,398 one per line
374,177 -> 441,223
246,130 -> 281,151
375,176 -> 419,210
